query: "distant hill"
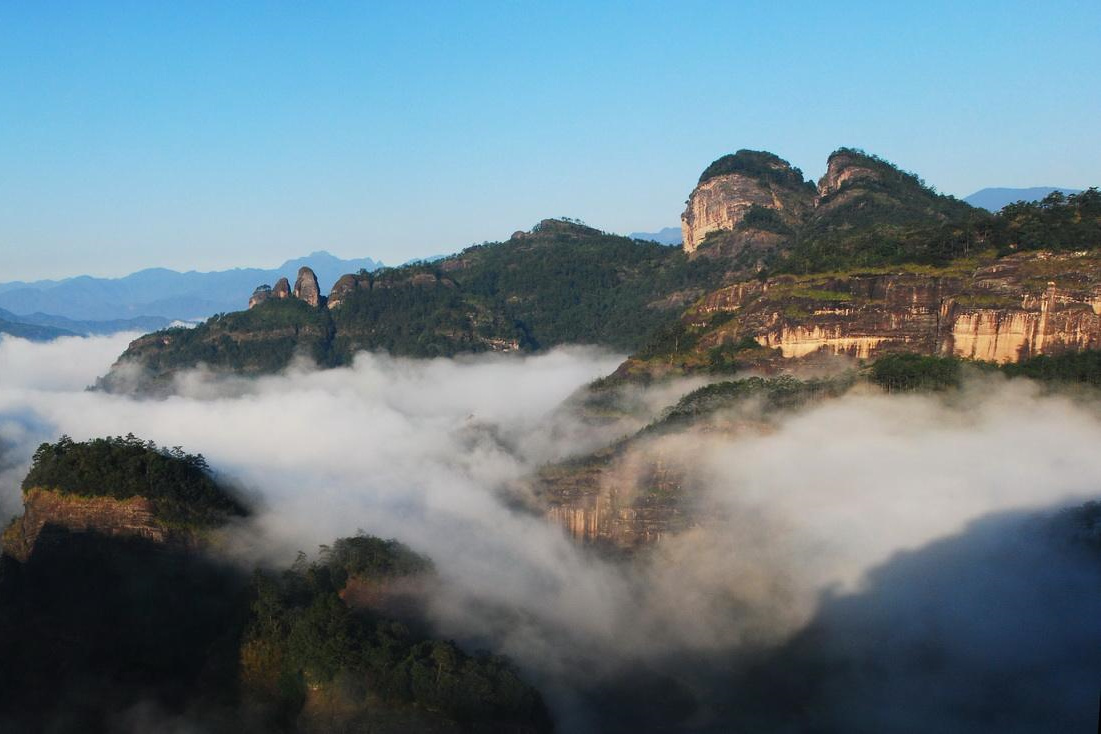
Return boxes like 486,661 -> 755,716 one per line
964,187 -> 1082,212
0,251 -> 382,322
629,227 -> 682,245
0,307 -> 171,336
0,316 -> 75,341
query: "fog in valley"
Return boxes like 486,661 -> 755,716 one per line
2,333 -> 1100,732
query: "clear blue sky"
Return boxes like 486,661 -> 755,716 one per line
2,1 -> 1099,281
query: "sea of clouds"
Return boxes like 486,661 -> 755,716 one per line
1,333 -> 1099,732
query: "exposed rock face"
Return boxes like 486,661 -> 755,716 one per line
2,488 -> 171,562
817,148 -> 883,197
248,284 -> 272,309
680,150 -> 814,254
534,446 -> 694,551
327,273 -> 367,309
272,277 -> 292,299
689,252 -> 1101,364
293,266 -> 322,307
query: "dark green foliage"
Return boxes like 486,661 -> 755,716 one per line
120,223 -> 733,380
647,375 -> 853,432
1000,349 -> 1101,386
697,149 -> 811,191
996,188 -> 1101,254
870,350 -> 1101,393
21,434 -> 246,526
739,204 -> 793,234
782,149 -> 986,273
0,532 -> 250,731
869,353 -> 963,392
139,298 -> 335,375
245,534 -> 550,730
319,534 -> 434,589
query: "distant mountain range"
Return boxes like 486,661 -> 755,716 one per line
0,251 -> 381,324
963,187 -> 1082,212
629,227 -> 682,245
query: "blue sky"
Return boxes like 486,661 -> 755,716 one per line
1,1 -> 1099,281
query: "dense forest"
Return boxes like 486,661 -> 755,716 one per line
21,434 -> 247,526
242,534 -> 551,731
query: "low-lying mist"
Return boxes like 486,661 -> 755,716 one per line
2,333 -> 1100,732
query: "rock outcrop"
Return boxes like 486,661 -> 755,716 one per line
248,269 -> 326,309
680,150 -> 815,254
248,284 -> 272,309
2,488 -> 170,562
327,272 -> 367,309
293,266 -> 322,307
622,251 -> 1101,375
272,277 -> 292,299
817,147 -> 883,197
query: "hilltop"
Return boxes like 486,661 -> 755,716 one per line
97,149 -> 1101,393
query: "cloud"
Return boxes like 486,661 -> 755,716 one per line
2,333 -> 1100,731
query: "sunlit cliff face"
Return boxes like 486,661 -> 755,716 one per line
3,332 -> 1101,731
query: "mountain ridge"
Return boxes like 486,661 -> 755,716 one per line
0,251 -> 382,323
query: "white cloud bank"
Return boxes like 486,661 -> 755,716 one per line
2,333 -> 1100,731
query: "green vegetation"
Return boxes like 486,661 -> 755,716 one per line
1000,350 -> 1101,386
22,434 -> 246,526
869,350 -> 1101,392
646,375 -> 854,432
739,203 -> 795,234
697,149 -> 812,191
115,222 -> 735,382
783,149 -> 987,273
869,353 -> 963,392
243,534 -> 550,730
997,188 -> 1101,254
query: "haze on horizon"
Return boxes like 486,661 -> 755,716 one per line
2,1 -> 1099,282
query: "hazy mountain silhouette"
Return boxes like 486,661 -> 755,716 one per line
0,251 -> 381,322
964,187 -> 1082,212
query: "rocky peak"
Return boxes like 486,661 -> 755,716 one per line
248,284 -> 272,309
512,218 -> 603,241
681,149 -> 814,254
327,272 -> 369,309
293,266 -> 322,307
272,277 -> 291,299
817,148 -> 889,198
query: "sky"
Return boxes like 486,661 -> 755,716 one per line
1,1 -> 1099,281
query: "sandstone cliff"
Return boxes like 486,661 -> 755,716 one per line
293,266 -> 322,307
614,250 -> 1101,382
680,150 -> 815,254
2,488 -> 173,562
680,147 -> 979,269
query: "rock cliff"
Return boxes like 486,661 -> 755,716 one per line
248,268 -> 324,309
615,250 -> 1101,381
2,488 -> 172,562
680,150 -> 815,254
680,147 -> 979,269
293,266 -> 322,307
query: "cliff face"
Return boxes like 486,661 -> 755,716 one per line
680,150 -> 815,254
1,488 -> 173,562
681,147 -> 980,268
533,445 -> 695,551
619,251 -> 1101,379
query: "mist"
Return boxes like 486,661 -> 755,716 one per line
1,333 -> 1100,731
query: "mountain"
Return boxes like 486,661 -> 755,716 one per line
0,251 -> 382,323
98,150 -> 1101,394
0,307 -> 170,337
0,316 -> 75,341
0,435 -> 550,732
99,220 -> 737,392
629,227 -> 682,245
964,186 -> 1082,212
